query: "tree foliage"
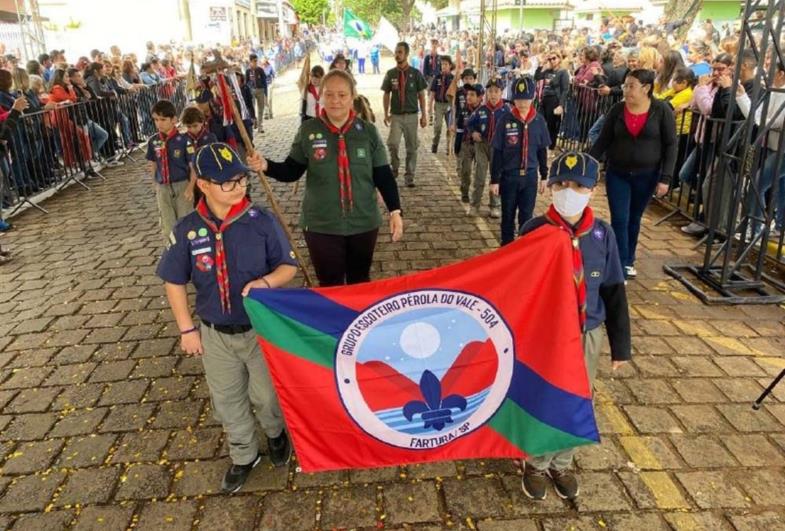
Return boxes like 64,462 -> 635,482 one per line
291,0 -> 330,25
663,0 -> 704,41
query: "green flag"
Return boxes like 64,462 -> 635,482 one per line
343,9 -> 372,40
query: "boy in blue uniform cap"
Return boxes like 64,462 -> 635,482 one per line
147,99 -> 197,242
450,68 -> 477,165
457,83 -> 484,205
466,77 -> 509,218
518,151 -> 631,501
490,76 -> 550,245
157,142 -> 298,494
429,55 -> 454,154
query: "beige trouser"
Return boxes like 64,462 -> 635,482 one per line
474,141 -> 500,209
432,101 -> 450,148
156,180 -> 193,243
527,326 -> 604,471
200,325 -> 285,465
388,113 -> 420,183
253,88 -> 265,128
459,141 -> 476,199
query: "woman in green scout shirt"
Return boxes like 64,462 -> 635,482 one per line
254,69 -> 403,287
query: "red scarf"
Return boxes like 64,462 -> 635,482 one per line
157,128 -> 179,184
307,83 -> 320,117
544,204 -> 595,331
319,109 -> 357,214
397,64 -> 409,109
484,100 -> 504,141
438,74 -> 449,102
195,197 -> 253,314
188,126 -> 208,146
511,105 -> 537,170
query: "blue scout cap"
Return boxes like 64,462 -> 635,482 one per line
547,151 -> 600,188
512,76 -> 535,100
195,89 -> 212,104
460,68 -> 476,79
195,143 -> 249,183
486,77 -> 505,90
465,83 -> 485,96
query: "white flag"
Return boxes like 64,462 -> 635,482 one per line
371,16 -> 400,54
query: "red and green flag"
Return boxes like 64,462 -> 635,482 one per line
244,227 -> 600,472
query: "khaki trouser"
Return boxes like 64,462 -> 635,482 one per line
156,180 -> 193,243
388,113 -> 420,184
253,88 -> 265,128
527,326 -> 604,471
201,325 -> 285,465
432,101 -> 450,148
459,141 -> 476,199
473,141 -> 500,209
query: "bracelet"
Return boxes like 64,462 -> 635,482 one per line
261,276 -> 272,288
180,326 -> 199,335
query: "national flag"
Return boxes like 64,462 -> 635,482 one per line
244,228 -> 600,472
343,9 -> 372,40
215,73 -> 238,149
371,16 -> 400,54
226,71 -> 251,121
446,49 -> 464,100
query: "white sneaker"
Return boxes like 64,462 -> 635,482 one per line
624,266 -> 637,278
467,206 -> 479,217
681,222 -> 706,235
489,207 -> 501,219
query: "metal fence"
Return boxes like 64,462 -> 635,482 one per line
0,79 -> 188,219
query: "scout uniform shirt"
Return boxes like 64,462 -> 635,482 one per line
423,52 -> 441,78
188,128 -> 219,149
430,72 -> 455,104
288,117 -> 389,236
453,85 -> 473,132
156,204 -> 298,326
146,131 -> 195,185
467,102 -> 511,143
381,65 -> 428,115
490,109 -> 550,184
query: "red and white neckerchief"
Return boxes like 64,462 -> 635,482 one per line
483,100 -> 505,142
307,83 -> 321,117
157,128 -> 179,184
188,126 -> 208,146
511,105 -> 537,170
319,109 -> 357,214
438,73 -> 449,102
396,64 -> 410,109
544,204 -> 596,332
195,196 -> 253,314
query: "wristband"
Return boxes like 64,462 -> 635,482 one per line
261,276 -> 272,288
180,326 -> 199,335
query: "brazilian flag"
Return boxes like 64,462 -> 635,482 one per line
343,9 -> 372,40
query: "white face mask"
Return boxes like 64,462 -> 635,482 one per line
552,187 -> 591,218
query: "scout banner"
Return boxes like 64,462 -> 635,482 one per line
244,228 -> 600,472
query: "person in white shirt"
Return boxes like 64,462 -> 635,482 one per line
301,65 -> 324,122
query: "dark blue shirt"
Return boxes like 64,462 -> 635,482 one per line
245,67 -> 268,91
145,132 -> 195,184
423,53 -> 441,78
490,110 -> 550,182
466,103 -> 510,143
454,86 -> 473,130
429,73 -> 454,103
156,204 -> 299,326
187,129 -> 219,149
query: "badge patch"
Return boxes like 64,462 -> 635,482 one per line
219,147 -> 233,161
186,146 -> 195,154
289,250 -> 296,259
173,149 -> 182,158
565,155 -> 578,170
591,271 -> 601,278
334,289 -> 514,450
249,208 -> 259,218
191,247 -> 212,256
191,236 -> 210,246
198,228 -> 208,237
187,230 -> 197,240
356,148 -> 367,158
313,148 -> 327,160
592,226 -> 605,240
168,232 -> 177,245
506,134 -> 519,145
195,254 -> 214,272
308,133 -> 315,140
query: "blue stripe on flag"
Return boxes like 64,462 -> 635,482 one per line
246,288 -> 358,339
506,360 -> 599,442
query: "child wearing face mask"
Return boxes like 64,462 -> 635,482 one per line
516,151 -> 631,503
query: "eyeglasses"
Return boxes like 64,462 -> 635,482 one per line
622,83 -> 642,90
210,175 -> 249,192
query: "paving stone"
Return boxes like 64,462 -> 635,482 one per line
100,403 -> 156,433
72,505 -> 134,531
172,459 -> 226,496
675,471 -> 749,509
88,360 -> 136,383
197,495 -> 261,531
258,490 -> 318,530
670,405 -> 735,433
150,400 -> 201,429
134,499 -> 197,531
350,465 -> 401,484
131,338 -> 177,359
51,345 -> 98,365
0,413 -> 57,441
717,403 -> 784,432
98,379 -> 150,406
0,366 -> 53,389
43,363 -> 97,386
293,469 -> 349,488
52,383 -> 104,410
723,434 -> 784,466
442,477 -> 511,519
131,356 -> 178,379
730,468 -> 785,506
574,440 -> 628,471
727,512 -> 785,531
4,348 -> 57,369
670,356 -> 724,377
540,516 -> 604,530
1,439 -> 65,475
10,510 -> 74,531
618,436 -> 684,469
383,480 -> 441,524
714,356 -> 768,377
632,356 -> 680,377
242,462 -> 289,492
0,470 -> 66,512
165,427 -> 221,461
405,461 -> 458,479
669,434 -> 737,467
46,328 -> 90,348
56,466 -> 120,506
629,379 -> 682,404
49,407 -> 108,437
320,484 -> 379,529
477,519 -> 539,531
574,471 -> 632,512
605,513 -> 670,530
145,376 -> 194,401
114,463 -> 171,500
671,379 -> 727,403
58,434 -> 117,468
623,405 -> 683,434
4,387 -> 62,413
110,430 -> 170,463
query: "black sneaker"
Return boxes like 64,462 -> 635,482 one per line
221,453 -> 262,493
549,468 -> 579,499
521,461 -> 549,500
267,431 -> 292,467
431,144 -> 438,153
461,194 -> 470,204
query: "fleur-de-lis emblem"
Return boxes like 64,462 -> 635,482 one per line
403,370 -> 467,431
219,147 -> 233,161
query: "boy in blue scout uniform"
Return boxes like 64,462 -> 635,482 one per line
157,142 -> 298,494
457,84 -> 483,206
147,99 -> 197,243
429,56 -> 454,154
489,76 -> 550,245
181,106 -> 218,149
466,77 -> 509,218
450,68 -> 477,166
518,151 -> 631,501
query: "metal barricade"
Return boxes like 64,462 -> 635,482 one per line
0,79 -> 187,221
554,83 -> 621,152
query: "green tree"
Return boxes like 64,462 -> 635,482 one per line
291,0 -> 330,25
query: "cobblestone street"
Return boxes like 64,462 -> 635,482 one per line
0,62 -> 784,530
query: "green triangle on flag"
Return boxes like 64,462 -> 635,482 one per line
343,9 -> 372,40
